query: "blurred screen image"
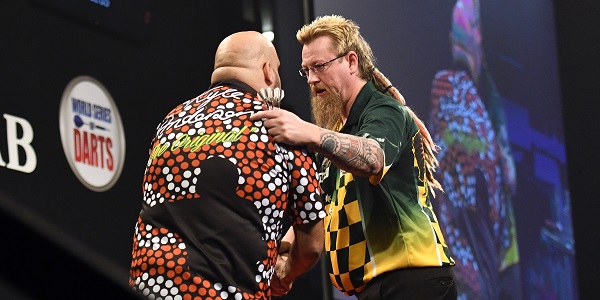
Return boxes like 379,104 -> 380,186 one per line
313,1 -> 576,299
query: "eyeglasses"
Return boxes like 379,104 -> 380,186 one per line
298,53 -> 347,77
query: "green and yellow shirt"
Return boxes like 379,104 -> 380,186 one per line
319,81 -> 454,296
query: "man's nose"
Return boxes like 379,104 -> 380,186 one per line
306,72 -> 319,84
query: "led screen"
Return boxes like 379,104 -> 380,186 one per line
313,1 -> 577,299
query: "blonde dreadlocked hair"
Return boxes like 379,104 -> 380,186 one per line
297,15 -> 443,194
373,70 -> 443,194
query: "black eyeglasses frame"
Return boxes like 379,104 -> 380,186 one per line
298,53 -> 347,77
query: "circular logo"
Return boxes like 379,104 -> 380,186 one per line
59,76 -> 126,192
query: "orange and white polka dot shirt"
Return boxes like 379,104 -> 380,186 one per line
129,80 -> 326,299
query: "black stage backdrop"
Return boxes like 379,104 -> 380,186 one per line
1,0 -> 599,299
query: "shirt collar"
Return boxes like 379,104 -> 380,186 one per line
209,79 -> 256,95
344,81 -> 378,128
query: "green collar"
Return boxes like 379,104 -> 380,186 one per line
344,81 -> 379,129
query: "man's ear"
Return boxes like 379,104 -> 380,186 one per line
347,51 -> 359,75
262,61 -> 274,86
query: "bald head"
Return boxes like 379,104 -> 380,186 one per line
211,31 -> 281,91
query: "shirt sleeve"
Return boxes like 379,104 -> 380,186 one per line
355,101 -> 408,185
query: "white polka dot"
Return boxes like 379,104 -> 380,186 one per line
315,201 -> 323,209
300,177 -> 308,186
268,169 -> 278,178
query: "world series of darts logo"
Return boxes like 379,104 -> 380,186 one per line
59,76 -> 125,192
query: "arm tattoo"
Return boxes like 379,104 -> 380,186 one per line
318,132 -> 382,176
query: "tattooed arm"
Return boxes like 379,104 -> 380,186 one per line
250,109 -> 384,177
315,129 -> 384,177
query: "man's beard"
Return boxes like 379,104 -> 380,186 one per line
311,87 -> 345,131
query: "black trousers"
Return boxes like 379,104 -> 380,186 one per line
357,266 -> 457,300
